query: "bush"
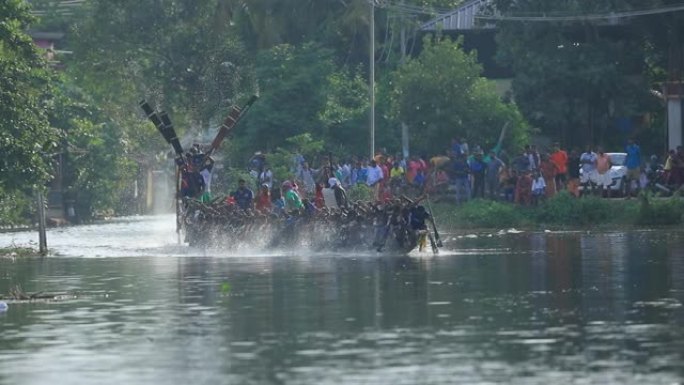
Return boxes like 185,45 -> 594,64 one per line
431,191 -> 684,230
0,189 -> 34,227
348,184 -> 374,201
534,191 -> 634,226
535,191 -> 580,224
636,194 -> 684,226
446,199 -> 526,228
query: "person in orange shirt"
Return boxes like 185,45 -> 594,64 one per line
549,142 -> 568,190
515,171 -> 533,206
539,154 -> 558,197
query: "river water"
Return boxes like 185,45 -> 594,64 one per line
0,216 -> 683,384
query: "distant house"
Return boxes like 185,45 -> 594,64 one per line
420,0 -> 511,81
421,0 -> 493,32
29,31 -> 66,68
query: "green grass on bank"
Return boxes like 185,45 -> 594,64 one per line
431,191 -> 684,230
0,247 -> 41,258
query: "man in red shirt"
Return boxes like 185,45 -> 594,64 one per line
550,142 -> 568,190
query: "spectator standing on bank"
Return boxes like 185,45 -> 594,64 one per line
580,146 -> 598,196
531,171 -> 546,205
596,148 -> 613,198
469,152 -> 487,199
296,162 -> 315,197
515,171 -> 533,206
625,138 -> 641,197
525,145 -> 538,171
550,143 -> 568,190
512,150 -> 531,173
486,151 -> 505,199
367,160 -> 384,200
451,154 -> 471,204
539,154 -> 558,197
567,149 -> 581,197
460,138 -> 469,156
451,138 -> 462,157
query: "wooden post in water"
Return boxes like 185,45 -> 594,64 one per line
36,190 -> 47,256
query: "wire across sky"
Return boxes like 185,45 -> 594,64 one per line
367,0 -> 684,22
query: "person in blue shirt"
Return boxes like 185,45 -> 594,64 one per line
469,152 -> 487,198
413,169 -> 426,189
231,179 -> 254,211
356,160 -> 369,185
450,154 -> 471,204
450,137 -> 462,157
625,138 -> 641,197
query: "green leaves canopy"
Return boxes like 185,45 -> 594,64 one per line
237,43 -> 369,159
492,0 -> 675,148
391,36 -> 528,155
0,0 -> 57,193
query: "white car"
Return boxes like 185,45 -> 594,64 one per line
579,152 -> 629,196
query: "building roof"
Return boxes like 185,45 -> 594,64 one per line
28,31 -> 66,40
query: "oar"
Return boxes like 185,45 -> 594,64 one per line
425,195 -> 443,248
427,231 -> 439,254
375,216 -> 392,252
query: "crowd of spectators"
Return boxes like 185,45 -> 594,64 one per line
245,138 -> 684,207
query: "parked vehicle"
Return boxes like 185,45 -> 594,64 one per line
579,152 -> 629,196
646,160 -> 677,197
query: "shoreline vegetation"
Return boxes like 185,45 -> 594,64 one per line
0,247 -> 41,259
1,192 -> 682,256
431,191 -> 684,230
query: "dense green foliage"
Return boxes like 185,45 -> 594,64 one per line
0,1 -> 57,226
391,36 -> 529,155
0,0 -> 56,193
48,80 -> 139,218
265,133 -> 325,182
492,0 -> 682,150
2,0 -> 682,226
433,192 -> 684,229
0,246 -> 40,258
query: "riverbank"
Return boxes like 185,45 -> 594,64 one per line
431,191 -> 684,230
0,247 -> 41,259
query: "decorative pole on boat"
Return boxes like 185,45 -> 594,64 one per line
141,96 -> 258,244
203,95 -> 258,162
140,100 -> 186,243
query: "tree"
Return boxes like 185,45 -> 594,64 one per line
390,36 -> 529,156
265,133 -> 325,182
70,0 -> 254,130
491,0 -> 663,148
0,0 -> 57,194
238,43 -> 334,155
224,0 -> 468,65
319,67 -> 370,155
234,43 -> 374,161
47,78 -> 139,219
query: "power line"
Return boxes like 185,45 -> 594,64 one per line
365,0 -> 452,16
476,3 -> 684,22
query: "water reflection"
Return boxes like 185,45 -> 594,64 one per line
0,224 -> 683,383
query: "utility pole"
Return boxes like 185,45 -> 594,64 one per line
369,0 -> 376,159
666,29 -> 683,151
400,0 -> 409,159
36,190 -> 47,256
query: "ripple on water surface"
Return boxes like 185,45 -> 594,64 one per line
1,218 -> 684,384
